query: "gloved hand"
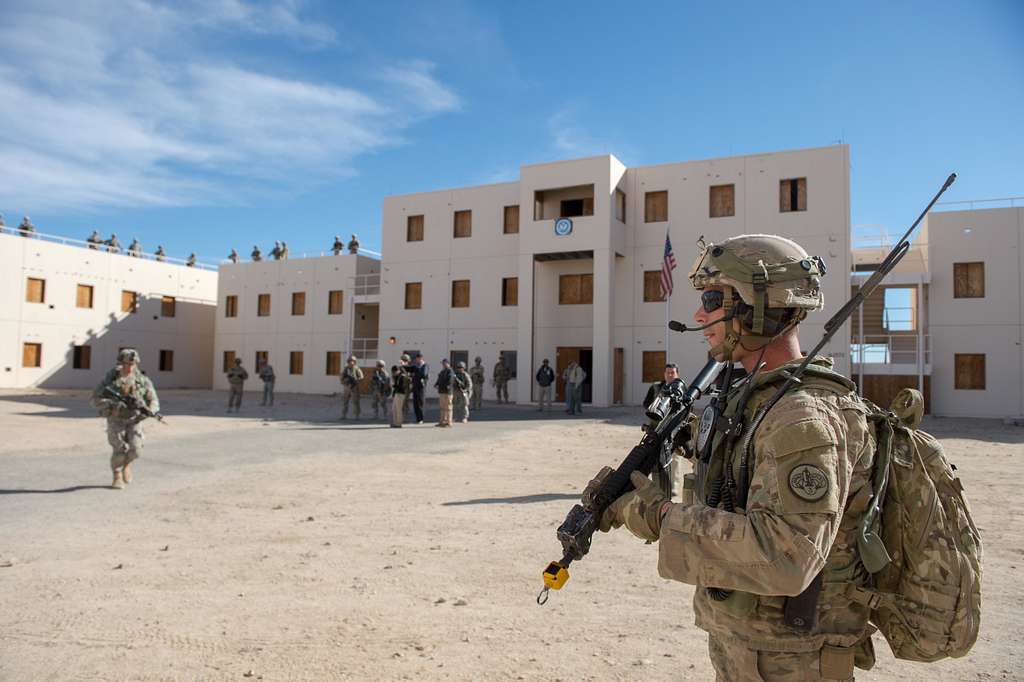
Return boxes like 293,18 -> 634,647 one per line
581,466 -> 615,509
600,471 -> 669,542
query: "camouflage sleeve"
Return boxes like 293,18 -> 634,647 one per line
91,370 -> 117,409
144,377 -> 160,414
657,391 -> 858,596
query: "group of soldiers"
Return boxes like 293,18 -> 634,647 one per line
239,234 -> 361,264
84,230 -> 196,266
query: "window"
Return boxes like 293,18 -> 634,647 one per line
643,271 -> 664,302
645,190 -> 668,223
225,295 -> 238,318
121,290 -> 137,313
405,282 -> 422,309
71,345 -> 91,369
291,291 -> 306,316
76,284 -> 94,309
325,351 -> 341,376
499,350 -> 517,379
780,178 -> 807,212
560,198 -> 594,218
502,277 -> 518,306
22,342 -> 42,368
159,350 -> 174,372
257,293 -> 271,316
954,353 -> 986,390
26,277 -> 45,303
452,279 -> 470,308
953,262 -> 985,298
328,290 -> 344,315
614,189 -> 626,223
642,351 -> 666,383
223,350 -> 236,372
290,351 -> 304,375
255,351 -> 268,369
161,296 -> 176,318
407,214 -> 424,242
851,343 -> 890,364
503,205 -> 520,234
558,274 -> 593,305
709,184 -> 735,218
883,288 -> 916,331
454,210 -> 472,238
450,350 -> 469,368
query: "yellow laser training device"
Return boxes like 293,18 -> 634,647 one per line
537,561 -> 570,604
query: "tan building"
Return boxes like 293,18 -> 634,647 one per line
1,230 -> 217,389
380,146 -> 853,406
851,205 -> 1024,419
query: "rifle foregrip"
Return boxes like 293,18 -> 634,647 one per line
593,436 -> 661,511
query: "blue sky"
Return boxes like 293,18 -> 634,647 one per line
1,1 -> 1021,262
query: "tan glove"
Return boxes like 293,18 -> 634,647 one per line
600,471 -> 668,542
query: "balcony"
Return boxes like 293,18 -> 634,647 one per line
850,334 -> 931,374
353,273 -> 380,296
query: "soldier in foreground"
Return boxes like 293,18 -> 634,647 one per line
469,357 -> 485,410
597,235 -> 873,680
340,356 -> 363,420
492,356 -> 510,404
91,349 -> 160,490
370,360 -> 391,420
226,358 -> 248,412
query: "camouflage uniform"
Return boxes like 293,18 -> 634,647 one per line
370,362 -> 391,419
469,358 -> 485,409
452,363 -> 472,423
493,360 -> 510,403
91,351 -> 159,488
340,358 -> 364,419
227,360 -> 248,412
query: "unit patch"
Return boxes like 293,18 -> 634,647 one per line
788,464 -> 829,501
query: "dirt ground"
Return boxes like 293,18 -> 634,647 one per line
0,388 -> 1021,681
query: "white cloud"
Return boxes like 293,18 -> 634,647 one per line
0,1 -> 458,211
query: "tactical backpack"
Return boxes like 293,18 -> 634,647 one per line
852,388 -> 983,662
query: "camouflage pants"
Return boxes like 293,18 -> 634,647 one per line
106,418 -> 144,472
228,384 -> 244,409
391,393 -> 406,426
371,390 -> 389,418
261,381 -> 274,406
453,391 -> 469,422
341,386 -> 361,418
708,635 -> 855,681
470,384 -> 483,410
495,380 -> 508,403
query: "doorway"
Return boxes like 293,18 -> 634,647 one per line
613,348 -> 624,404
556,346 -> 593,404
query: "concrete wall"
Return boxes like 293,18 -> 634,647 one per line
212,254 -> 379,394
925,208 -> 1024,418
0,232 -> 217,389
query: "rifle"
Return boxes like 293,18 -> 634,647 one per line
537,358 -> 724,604
101,385 -> 166,424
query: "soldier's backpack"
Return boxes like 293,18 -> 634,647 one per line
852,388 -> 983,662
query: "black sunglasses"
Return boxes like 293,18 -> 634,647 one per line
701,290 -> 727,313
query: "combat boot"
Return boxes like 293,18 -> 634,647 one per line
122,463 -> 133,484
111,469 -> 125,490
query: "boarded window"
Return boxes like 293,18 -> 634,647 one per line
953,262 -> 985,298
645,190 -> 668,223
954,353 -> 985,390
76,284 -> 94,309
291,291 -> 306,316
121,290 -> 137,313
644,271 -> 664,302
407,214 -> 424,242
159,349 -> 174,372
503,205 -> 520,234
325,351 -> 341,376
614,189 -> 626,223
328,290 -> 344,315
290,351 -> 304,375
780,178 -> 807,212
500,350 -> 518,379
22,342 -> 42,368
257,293 -> 271,317
225,295 -> 238,318
255,351 -> 268,369
26,277 -> 45,303
453,210 -> 472,238
642,351 -> 666,383
73,344 -> 91,369
452,279 -> 470,308
710,184 -> 735,218
450,350 -> 469,368
161,296 -> 176,318
502,277 -> 518,306
558,274 -> 593,305
405,282 -> 422,310
223,350 -> 236,372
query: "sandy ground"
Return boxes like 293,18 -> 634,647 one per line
0,388 -> 1022,681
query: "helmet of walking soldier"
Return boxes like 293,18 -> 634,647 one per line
117,348 -> 140,364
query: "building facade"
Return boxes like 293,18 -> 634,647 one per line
1,231 -> 217,389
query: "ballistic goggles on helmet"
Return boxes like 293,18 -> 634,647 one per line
700,289 -> 736,314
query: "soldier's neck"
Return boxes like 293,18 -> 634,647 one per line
738,334 -> 802,374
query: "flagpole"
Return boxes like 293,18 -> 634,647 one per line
665,227 -> 671,363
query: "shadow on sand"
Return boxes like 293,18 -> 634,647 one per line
0,485 -> 112,495
442,492 -> 580,506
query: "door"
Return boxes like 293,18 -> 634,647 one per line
555,346 -> 592,403
613,348 -> 624,404
578,349 -> 593,403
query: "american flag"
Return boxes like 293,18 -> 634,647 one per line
660,231 -> 677,300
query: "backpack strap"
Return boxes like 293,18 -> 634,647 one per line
858,413 -> 894,574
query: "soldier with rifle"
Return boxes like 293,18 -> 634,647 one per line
91,348 -> 163,490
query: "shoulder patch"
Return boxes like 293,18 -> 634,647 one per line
788,464 -> 830,501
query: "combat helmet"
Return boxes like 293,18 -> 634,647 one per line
117,348 -> 140,365
376,359 -> 386,367
688,234 -> 826,353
